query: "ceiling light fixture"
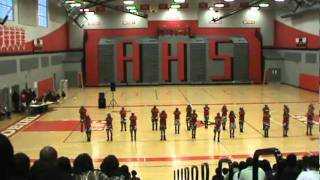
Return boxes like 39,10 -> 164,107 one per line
170,3 -> 181,9
123,0 -> 135,5
259,2 -> 270,8
224,0 -> 234,2
174,0 -> 186,3
250,6 -> 260,11
214,3 -> 225,8
126,5 -> 136,10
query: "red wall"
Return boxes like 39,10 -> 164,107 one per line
274,21 -> 320,49
38,78 -> 54,96
299,74 -> 319,92
85,20 -> 262,85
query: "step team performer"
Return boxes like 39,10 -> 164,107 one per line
214,113 -> 222,142
239,107 -> 245,133
191,110 -> 198,139
151,106 -> 159,131
186,105 -> 192,130
203,105 -> 210,128
306,104 -> 314,136
160,110 -> 167,141
221,105 -> 228,130
120,107 -> 127,131
79,106 -> 87,132
229,110 -> 236,138
84,114 -> 92,142
283,105 -> 290,137
105,113 -> 113,141
263,107 -> 271,138
174,108 -> 181,134
130,113 -> 137,141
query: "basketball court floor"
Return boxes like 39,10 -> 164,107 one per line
1,84 -> 318,179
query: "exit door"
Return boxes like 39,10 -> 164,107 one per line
269,68 -> 281,82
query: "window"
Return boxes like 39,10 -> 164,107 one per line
0,0 -> 14,21
38,0 -> 48,27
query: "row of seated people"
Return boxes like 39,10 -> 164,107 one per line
0,134 -> 140,180
212,154 -> 319,180
0,103 -> 11,120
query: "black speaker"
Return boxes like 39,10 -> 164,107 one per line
98,92 -> 106,108
110,82 -> 116,92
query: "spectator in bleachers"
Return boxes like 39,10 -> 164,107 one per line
296,156 -> 320,180
73,153 -> 94,175
57,156 -> 73,175
29,146 -> 72,180
0,133 -> 14,179
10,152 -> 30,180
281,154 -> 300,180
11,90 -> 20,112
131,170 -> 140,180
119,165 -> 131,180
239,157 -> 266,180
212,167 -> 224,180
260,160 -> 273,180
100,155 -> 123,179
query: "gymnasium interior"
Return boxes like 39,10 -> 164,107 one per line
0,0 -> 319,180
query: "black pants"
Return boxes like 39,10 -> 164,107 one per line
121,121 -> 126,131
160,129 -> 166,140
130,127 -> 137,141
214,130 -> 220,142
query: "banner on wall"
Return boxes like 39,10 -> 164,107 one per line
0,25 -> 26,52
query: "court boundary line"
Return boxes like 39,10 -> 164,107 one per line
51,100 -> 317,109
28,150 -> 318,163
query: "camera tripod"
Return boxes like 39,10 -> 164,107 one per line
109,91 -> 118,108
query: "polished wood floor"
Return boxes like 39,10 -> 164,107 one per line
2,84 -> 319,179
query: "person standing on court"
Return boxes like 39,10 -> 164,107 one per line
190,110 -> 198,139
229,110 -> 236,138
119,107 -> 127,131
79,106 -> 87,132
263,108 -> 271,138
239,107 -> 245,133
306,104 -> 314,136
84,115 -> 92,142
203,104 -> 210,128
130,113 -> 137,141
283,105 -> 290,137
151,106 -> 159,131
174,108 -> 181,134
214,113 -> 222,142
221,105 -> 228,130
105,113 -> 113,141
159,110 -> 167,141
186,105 -> 192,130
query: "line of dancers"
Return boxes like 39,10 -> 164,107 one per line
78,103 -> 316,142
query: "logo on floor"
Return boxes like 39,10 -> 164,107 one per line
1,115 -> 40,137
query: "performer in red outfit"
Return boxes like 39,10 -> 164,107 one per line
214,113 -> 222,142
174,108 -> 181,134
203,105 -> 210,128
229,111 -> 236,138
190,110 -> 198,139
221,105 -> 228,130
283,105 -> 290,137
120,107 -> 127,131
79,106 -> 87,132
186,105 -> 192,130
84,115 -> 92,142
159,110 -> 167,141
239,107 -> 245,133
130,113 -> 137,141
105,113 -> 113,141
306,104 -> 314,136
263,110 -> 271,138
151,106 -> 159,131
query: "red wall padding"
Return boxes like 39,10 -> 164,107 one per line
208,39 -> 233,80
274,21 -> 320,49
299,74 -> 319,92
85,20 -> 262,85
38,78 -> 54,96
161,41 -> 186,81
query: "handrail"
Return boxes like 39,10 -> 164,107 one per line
218,158 -> 233,180
185,167 -> 190,180
201,163 -> 210,180
253,148 -> 283,180
191,165 -> 199,180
